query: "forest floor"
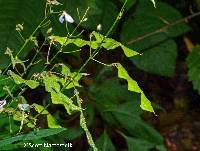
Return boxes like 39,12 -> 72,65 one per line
141,32 -> 200,151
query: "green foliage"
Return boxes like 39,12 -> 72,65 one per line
121,0 -> 189,76
0,0 -> 191,150
33,103 -> 62,128
0,128 -> 66,148
112,103 -> 162,144
51,31 -> 139,58
90,74 -> 165,150
0,0 -> 45,69
0,75 -> 15,97
88,132 -> 116,151
50,90 -> 80,114
130,40 -> 177,76
187,45 -> 200,94
9,70 -> 39,89
117,64 -> 154,112
126,137 -> 166,151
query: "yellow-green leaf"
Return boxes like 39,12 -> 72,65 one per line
116,63 -> 154,113
43,75 -> 60,92
50,90 -> 80,114
9,70 -> 39,89
50,31 -> 139,58
33,103 -> 62,128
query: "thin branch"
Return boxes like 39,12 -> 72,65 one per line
127,11 -> 200,45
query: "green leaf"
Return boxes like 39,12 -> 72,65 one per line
50,90 -> 80,114
0,75 -> 15,97
25,80 -> 39,89
110,103 -> 164,145
89,76 -> 141,124
9,70 -> 39,89
88,132 -> 116,151
61,64 -> 71,76
116,64 -> 154,113
43,74 -> 61,92
42,72 -> 81,114
33,103 -> 62,128
64,127 -> 84,140
121,0 -> 189,50
130,40 -> 177,77
51,31 -> 139,58
187,45 -> 200,94
126,137 -> 155,151
47,114 -> 62,129
126,137 -> 167,151
121,0 -> 189,76
0,128 -> 66,148
0,0 -> 45,69
61,64 -> 83,89
90,78 -> 135,106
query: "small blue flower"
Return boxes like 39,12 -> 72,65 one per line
59,11 -> 74,24
0,100 -> 6,108
59,14 -> 65,24
18,104 -> 30,111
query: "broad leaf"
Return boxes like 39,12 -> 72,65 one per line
9,71 -> 39,89
125,139 -> 167,151
110,103 -> 164,146
117,64 -> 154,113
121,0 -> 189,76
51,31 -> 139,58
0,0 -> 45,69
50,90 -> 80,114
130,40 -> 177,77
88,132 -> 116,151
121,0 -> 189,50
42,72 -> 81,114
187,45 -> 200,94
33,103 -> 62,128
0,75 -> 15,97
126,137 -> 155,151
0,128 -> 66,148
89,77 -> 141,124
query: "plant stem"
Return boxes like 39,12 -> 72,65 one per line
3,17 -> 48,75
127,11 -> 200,44
63,0 -> 127,89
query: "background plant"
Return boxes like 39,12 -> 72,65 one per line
0,0 -> 195,150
